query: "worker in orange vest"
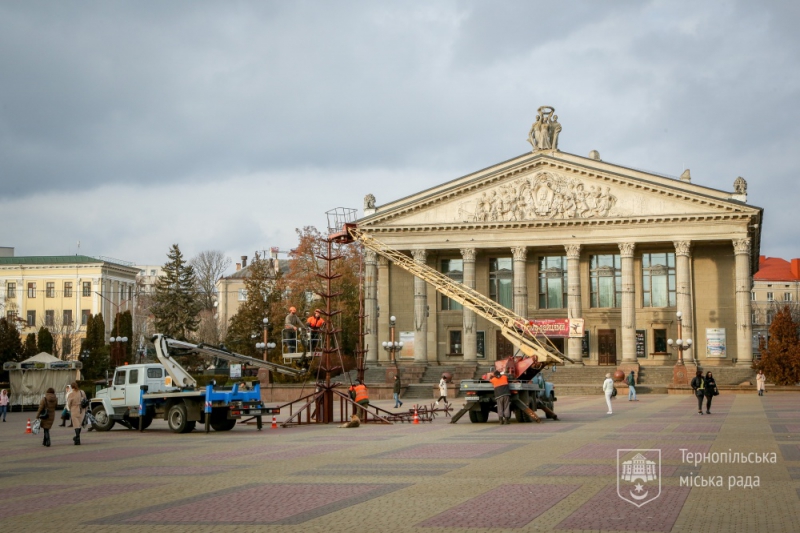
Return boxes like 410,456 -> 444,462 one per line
490,370 -> 511,425
306,309 -> 325,351
349,380 -> 370,409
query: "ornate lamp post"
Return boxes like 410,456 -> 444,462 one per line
381,315 -> 403,365
254,317 -> 275,362
109,336 -> 128,367
667,311 -> 692,365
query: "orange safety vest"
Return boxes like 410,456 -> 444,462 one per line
307,316 -> 325,329
351,384 -> 369,404
489,375 -> 510,398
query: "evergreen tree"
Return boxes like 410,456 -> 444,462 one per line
0,318 -> 23,366
37,326 -> 54,355
80,313 -> 110,381
23,333 -> 37,358
756,305 -> 800,386
226,254 -> 280,357
151,244 -> 201,340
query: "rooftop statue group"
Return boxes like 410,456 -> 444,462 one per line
528,105 -> 561,152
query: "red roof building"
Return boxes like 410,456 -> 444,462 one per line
751,256 -> 800,353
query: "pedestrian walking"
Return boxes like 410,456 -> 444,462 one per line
392,375 -> 403,408
690,370 -> 705,415
35,387 -> 57,447
66,381 -> 87,445
490,370 -> 511,424
435,374 -> 449,407
704,371 -> 717,414
602,373 -> 614,414
59,384 -> 72,427
626,370 -> 638,401
0,389 -> 8,422
756,370 -> 766,396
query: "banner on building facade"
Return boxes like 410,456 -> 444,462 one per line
527,318 -> 585,338
399,331 -> 415,359
706,328 -> 727,358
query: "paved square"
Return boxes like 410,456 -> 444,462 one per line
2,393 -> 799,532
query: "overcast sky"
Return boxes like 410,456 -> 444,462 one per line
1,1 -> 798,270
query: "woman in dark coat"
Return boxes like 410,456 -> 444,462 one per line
35,387 -> 58,447
690,370 -> 705,415
704,372 -> 717,415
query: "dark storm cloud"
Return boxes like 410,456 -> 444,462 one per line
0,1 -> 798,263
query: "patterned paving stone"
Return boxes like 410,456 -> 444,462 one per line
787,467 -> 800,480
673,423 -> 723,433
779,444 -> 800,461
370,442 -> 526,459
561,443 -> 646,460
602,433 -> 715,441
29,446 -> 188,463
0,484 -> 78,499
90,465 -> 239,477
251,444 -> 348,460
418,484 -> 580,528
619,423 -> 670,433
293,462 -> 468,477
94,483 -> 408,525
525,464 -> 682,477
477,422 -> 580,433
555,485 -> 691,532
0,483 -> 159,519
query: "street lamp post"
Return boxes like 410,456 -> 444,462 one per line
109,335 -> 128,367
667,311 -> 693,366
381,315 -> 404,365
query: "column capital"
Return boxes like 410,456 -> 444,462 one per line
618,242 -> 636,258
511,246 -> 528,262
732,238 -> 751,255
411,249 -> 427,263
565,244 -> 581,259
673,240 -> 692,257
460,247 -> 476,263
364,250 -> 377,264
377,255 -> 389,267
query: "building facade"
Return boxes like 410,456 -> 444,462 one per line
0,256 -> 139,358
751,256 -> 800,353
359,108 -> 762,368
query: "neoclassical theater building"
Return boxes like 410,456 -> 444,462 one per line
359,107 -> 762,368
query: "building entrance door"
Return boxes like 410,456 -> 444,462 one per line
495,331 -> 514,360
598,329 -> 617,365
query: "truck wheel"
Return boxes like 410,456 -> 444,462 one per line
140,415 -> 154,430
544,401 -> 556,419
167,404 -> 192,433
514,408 -> 531,423
468,404 -> 489,423
92,405 -> 115,431
211,419 -> 236,431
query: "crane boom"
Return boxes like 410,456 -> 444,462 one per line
346,225 -> 565,364
152,334 -> 306,389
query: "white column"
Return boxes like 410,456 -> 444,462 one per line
461,248 -> 477,362
511,247 -> 528,317
412,249 -> 428,363
364,250 -> 378,363
733,238 -> 753,367
377,255 -> 390,363
619,243 -> 636,363
566,244 -> 584,364
674,241 -> 695,364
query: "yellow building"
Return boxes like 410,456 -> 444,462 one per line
0,256 -> 139,358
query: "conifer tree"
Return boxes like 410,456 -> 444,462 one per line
226,254 -> 280,356
110,311 -> 134,361
23,333 -> 37,358
151,244 -> 201,340
0,318 -> 23,367
756,305 -> 800,385
37,326 -> 54,355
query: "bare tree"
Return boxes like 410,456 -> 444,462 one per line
190,250 -> 232,310
40,311 -> 82,360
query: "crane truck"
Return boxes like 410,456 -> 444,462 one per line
90,334 -> 305,433
341,223 -> 571,423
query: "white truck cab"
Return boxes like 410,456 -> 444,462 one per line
92,364 -> 171,430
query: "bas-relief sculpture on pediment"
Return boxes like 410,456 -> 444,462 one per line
382,170 -> 712,226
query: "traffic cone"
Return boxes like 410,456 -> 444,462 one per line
413,408 -> 419,425
271,415 -> 277,429
26,419 -> 32,434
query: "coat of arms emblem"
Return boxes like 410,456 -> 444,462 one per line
617,449 -> 661,507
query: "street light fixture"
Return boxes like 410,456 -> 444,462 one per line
667,311 -> 692,365
255,317 -> 274,362
382,315 -> 404,365
109,335 -> 128,367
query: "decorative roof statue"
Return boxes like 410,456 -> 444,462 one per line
733,177 -> 747,195
364,193 -> 376,210
527,106 -> 562,152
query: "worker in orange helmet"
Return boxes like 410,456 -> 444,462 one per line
490,370 -> 511,425
306,309 -> 325,351
349,379 -> 370,416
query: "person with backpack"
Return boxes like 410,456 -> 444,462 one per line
626,370 -> 638,401
690,370 -> 705,415
66,381 -> 88,445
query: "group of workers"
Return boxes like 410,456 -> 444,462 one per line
284,306 -> 326,351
